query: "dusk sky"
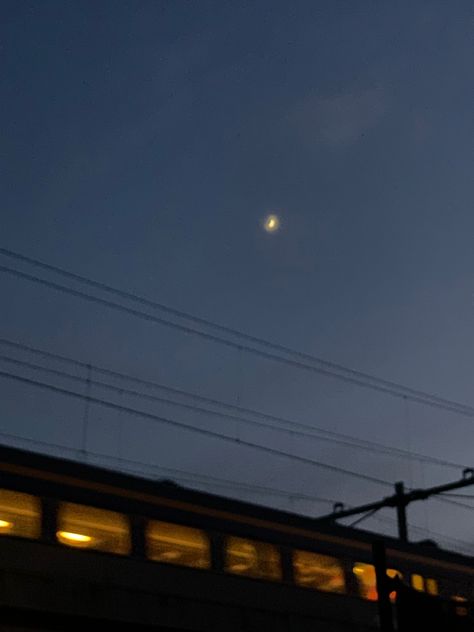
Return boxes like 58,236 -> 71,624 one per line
1,1 -> 474,553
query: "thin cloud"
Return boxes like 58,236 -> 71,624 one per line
293,87 -> 386,147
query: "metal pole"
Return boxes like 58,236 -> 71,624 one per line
315,471 -> 474,527
395,481 -> 408,543
372,540 -> 394,632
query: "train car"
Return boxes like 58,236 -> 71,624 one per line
0,443 -> 472,631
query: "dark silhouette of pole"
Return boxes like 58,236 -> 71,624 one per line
394,482 -> 408,543
372,541 -> 394,632
316,469 -> 474,543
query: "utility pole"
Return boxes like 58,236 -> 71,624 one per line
316,469 -> 474,542
394,482 -> 408,543
372,541 -> 394,632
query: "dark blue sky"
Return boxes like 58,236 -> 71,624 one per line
1,1 -> 474,551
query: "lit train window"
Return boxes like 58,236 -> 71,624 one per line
411,573 -> 424,592
452,595 -> 468,617
426,578 -> 438,595
0,489 -> 41,540
353,563 -> 401,601
225,536 -> 281,581
293,550 -> 345,593
386,568 -> 403,602
353,563 -> 377,600
146,521 -> 210,569
57,502 -> 130,554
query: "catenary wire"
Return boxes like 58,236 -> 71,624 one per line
2,257 -> 474,419
1,337 -> 467,470
0,348 -> 467,471
348,507 -> 381,528
0,428 -> 337,505
0,368 -> 393,488
2,247 -> 474,416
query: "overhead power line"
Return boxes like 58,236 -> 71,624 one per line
0,352 -> 399,454
368,513 -> 474,556
320,475 -> 474,545
0,342 -> 466,471
0,428 -> 336,506
5,352 -> 471,515
349,507 -> 381,528
2,248 -> 474,418
433,495 -> 474,512
0,368 -> 392,488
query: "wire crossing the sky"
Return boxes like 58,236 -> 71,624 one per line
0,368 -> 393,488
2,247 -> 474,418
0,427 -> 338,507
0,338 -> 468,470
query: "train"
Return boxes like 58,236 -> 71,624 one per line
0,443 -> 472,631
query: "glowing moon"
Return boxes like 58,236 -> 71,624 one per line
263,214 -> 280,233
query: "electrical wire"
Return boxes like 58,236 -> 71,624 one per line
0,428 -> 336,506
369,513 -> 474,555
348,507 -> 381,528
0,346 -> 467,471
2,337 -> 466,470
2,247 -> 473,414
433,496 -> 474,511
0,368 -> 393,488
3,250 -> 474,550
2,253 -> 474,418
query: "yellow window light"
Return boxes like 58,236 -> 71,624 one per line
293,550 -> 346,594
57,530 -> 92,545
160,550 -> 181,561
229,563 -> 252,572
353,563 -> 377,600
426,578 -> 438,595
225,536 -> 281,581
57,502 -> 130,555
353,564 -> 401,602
0,489 -> 41,540
411,574 -> 425,592
387,569 -> 402,602
452,596 -> 469,617
146,520 -> 210,569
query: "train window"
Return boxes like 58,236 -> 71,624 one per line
293,550 -> 345,593
386,568 -> 403,602
0,489 -> 41,539
411,573 -> 424,592
353,563 -> 377,600
452,596 -> 468,617
57,502 -> 130,554
225,536 -> 281,581
146,521 -> 210,569
353,563 -> 401,601
426,578 -> 438,595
